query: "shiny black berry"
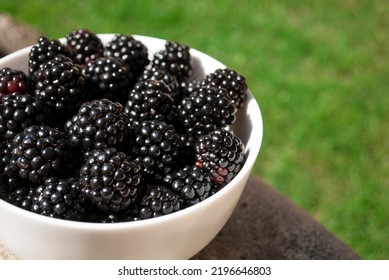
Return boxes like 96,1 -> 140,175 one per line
79,147 -> 143,212
31,177 -> 85,221
104,34 -> 149,79
33,55 -> 88,125
28,36 -> 74,77
124,80 -> 178,127
129,120 -> 180,177
163,165 -> 211,207
4,124 -> 71,183
195,129 -> 245,186
65,99 -> 128,152
82,56 -> 133,104
151,41 -> 192,83
201,68 -> 248,109
135,184 -> 180,219
179,87 -> 237,138
64,29 -> 104,65
137,67 -> 180,103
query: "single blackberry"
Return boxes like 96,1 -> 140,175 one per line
134,184 -> 180,220
201,68 -> 248,109
195,129 -> 246,186
65,99 -> 128,152
82,56 -> 133,104
151,41 -> 192,83
0,94 -> 48,142
163,165 -> 211,208
124,80 -> 179,127
79,147 -> 143,212
104,34 -> 149,78
4,124 -> 71,183
28,36 -> 74,77
0,67 -> 30,103
30,177 -> 85,221
32,55 -> 88,125
137,67 -> 180,103
178,86 -> 237,138
64,29 -> 104,65
130,120 -> 180,177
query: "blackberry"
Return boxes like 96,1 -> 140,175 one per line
163,165 -> 211,208
28,36 -> 74,77
0,141 -> 31,197
5,186 -> 36,210
0,94 -> 48,142
0,68 -> 30,103
195,129 -> 246,186
134,184 -> 180,220
201,68 -> 248,109
130,120 -> 180,177
124,80 -> 178,127
104,34 -> 149,78
137,67 -> 180,103
178,87 -> 237,138
65,99 -> 128,152
4,124 -> 71,183
79,147 -> 143,212
151,41 -> 192,83
64,29 -> 104,65
29,177 -> 85,220
32,55 -> 88,125
82,56 -> 133,104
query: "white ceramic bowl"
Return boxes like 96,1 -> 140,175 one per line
0,34 -> 263,259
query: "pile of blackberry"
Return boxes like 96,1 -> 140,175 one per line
0,29 -> 249,223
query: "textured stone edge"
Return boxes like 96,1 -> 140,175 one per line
0,13 -> 41,57
0,243 -> 18,260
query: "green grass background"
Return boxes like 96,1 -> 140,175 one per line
1,0 -> 388,259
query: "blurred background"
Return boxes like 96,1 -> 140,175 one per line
1,0 -> 388,259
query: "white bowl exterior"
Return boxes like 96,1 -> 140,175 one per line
0,35 -> 263,259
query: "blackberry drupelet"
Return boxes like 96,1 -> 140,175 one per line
0,67 -> 30,103
137,67 -> 180,103
4,124 -> 71,183
104,34 -> 149,79
195,129 -> 246,186
163,165 -> 211,208
129,119 -> 180,177
79,147 -> 143,212
32,55 -> 88,125
201,68 -> 248,109
82,56 -> 133,104
151,41 -> 192,83
124,80 -> 179,127
28,36 -> 74,77
31,177 -> 85,221
65,98 -> 128,152
64,29 -> 104,65
134,184 -> 180,220
0,94 -> 47,142
178,86 -> 237,138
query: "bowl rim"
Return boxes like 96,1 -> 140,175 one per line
0,34 -> 263,231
